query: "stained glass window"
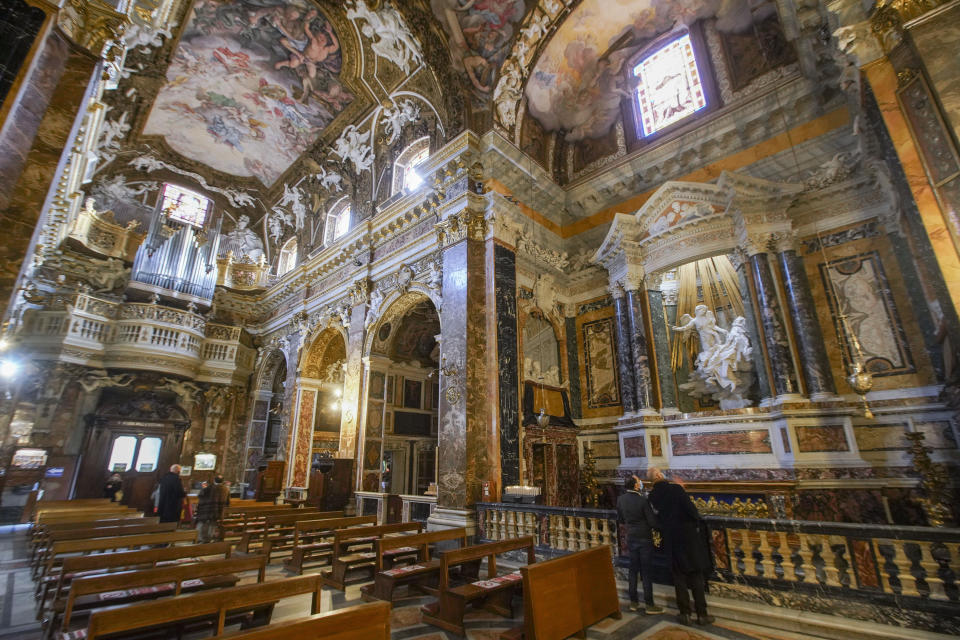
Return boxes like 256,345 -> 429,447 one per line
634,33 -> 707,137
160,183 -> 211,226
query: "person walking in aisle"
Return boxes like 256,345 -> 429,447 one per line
156,464 -> 186,524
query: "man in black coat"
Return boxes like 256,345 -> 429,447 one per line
647,467 -> 714,626
616,474 -> 664,613
157,464 -> 186,524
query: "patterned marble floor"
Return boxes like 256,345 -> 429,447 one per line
0,526 -> 806,640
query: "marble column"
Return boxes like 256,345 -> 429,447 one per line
734,262 -> 773,400
612,290 -> 638,414
646,288 -> 677,411
626,289 -> 655,412
564,316 -> 582,418
778,250 -> 836,397
431,201 -> 496,530
493,243 -> 520,489
287,384 -> 318,487
750,253 -> 799,397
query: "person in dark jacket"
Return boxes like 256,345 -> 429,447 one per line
195,475 -> 230,542
103,474 -> 123,502
647,467 -> 715,626
616,474 -> 664,613
156,464 -> 186,524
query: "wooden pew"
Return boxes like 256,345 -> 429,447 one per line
236,509 -> 341,553
32,522 -> 178,568
32,511 -> 143,528
222,504 -> 293,518
420,536 -> 536,636
38,541 -> 232,614
51,555 -> 267,637
501,545 -> 621,640
69,574 -> 323,640
360,527 -> 468,603
35,506 -> 135,526
280,515 -> 378,572
30,517 -> 155,553
37,529 -> 198,582
321,522 -> 422,590
221,505 -> 311,540
207,602 -> 391,640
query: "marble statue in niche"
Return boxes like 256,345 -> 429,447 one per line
673,305 -> 753,409
523,314 -> 561,387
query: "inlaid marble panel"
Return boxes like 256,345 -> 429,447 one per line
623,435 -> 645,458
854,423 -> 909,451
795,425 -> 849,453
565,316 -> 582,418
582,317 -> 621,409
589,440 -> 620,459
819,251 -> 915,377
670,429 -> 772,456
914,421 -> 959,449
649,434 -> 663,457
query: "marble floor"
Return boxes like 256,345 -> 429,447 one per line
0,526 -> 856,640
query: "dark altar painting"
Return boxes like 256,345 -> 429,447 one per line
581,317 -> 621,408
403,379 -> 422,409
818,250 -> 915,377
369,370 -> 385,400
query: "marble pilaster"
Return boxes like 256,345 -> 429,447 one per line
612,291 -> 638,414
338,304 -> 367,463
626,289 -> 654,412
647,289 -> 677,411
750,253 -> 799,397
564,316 -> 582,418
493,243 -> 520,488
778,250 -> 836,398
433,201 -> 495,520
288,385 -> 317,487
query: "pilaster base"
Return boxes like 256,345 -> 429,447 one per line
427,507 -> 477,535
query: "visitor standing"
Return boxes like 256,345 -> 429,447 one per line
103,473 -> 123,502
156,464 -> 186,524
616,474 -> 664,613
647,467 -> 715,626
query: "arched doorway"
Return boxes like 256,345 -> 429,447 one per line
242,349 -> 288,489
75,390 -> 190,513
361,293 -> 440,500
287,327 -> 347,487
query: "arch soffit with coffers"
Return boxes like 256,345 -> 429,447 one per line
254,347 -> 289,393
299,326 -> 348,378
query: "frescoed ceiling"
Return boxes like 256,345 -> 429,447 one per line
524,0 -> 775,141
143,0 -> 355,187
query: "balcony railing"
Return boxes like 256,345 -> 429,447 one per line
475,502 -> 960,622
19,293 -> 254,383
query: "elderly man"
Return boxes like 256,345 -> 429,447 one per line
647,467 -> 714,626
157,464 -> 186,524
616,474 -> 663,613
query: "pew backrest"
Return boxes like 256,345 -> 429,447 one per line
64,555 -> 267,629
43,530 -> 197,578
519,545 -> 619,640
332,521 -> 422,549
207,602 -> 391,640
43,521 -> 178,543
262,510 -> 343,528
85,575 -> 323,639
40,516 -> 157,533
375,527 -> 467,567
292,515 -> 377,544
438,536 -> 536,589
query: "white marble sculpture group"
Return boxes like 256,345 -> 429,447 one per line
673,304 -> 754,409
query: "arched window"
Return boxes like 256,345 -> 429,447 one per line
324,199 -> 351,246
277,237 -> 298,276
632,32 -> 707,138
392,137 -> 430,195
159,183 -> 211,226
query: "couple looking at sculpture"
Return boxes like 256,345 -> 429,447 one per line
616,468 -> 715,627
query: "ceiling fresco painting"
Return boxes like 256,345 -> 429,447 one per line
430,0 -> 527,96
143,0 -> 354,186
525,0 -> 774,141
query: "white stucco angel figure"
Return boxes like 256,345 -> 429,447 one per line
346,1 -> 423,74
314,166 -> 343,192
89,257 -> 131,293
78,370 -> 134,393
333,124 -> 373,173
267,209 -> 291,244
381,99 -> 421,144
158,377 -> 202,407
278,183 -> 307,230
702,316 -> 752,392
674,306 -> 754,408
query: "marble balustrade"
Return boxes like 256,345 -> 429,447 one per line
475,502 -> 960,610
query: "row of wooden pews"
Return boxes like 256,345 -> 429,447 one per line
25,500 -> 392,640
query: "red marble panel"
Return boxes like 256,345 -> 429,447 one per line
780,427 -> 791,453
851,539 -> 880,589
291,389 -> 316,487
650,434 -> 663,457
795,425 -> 850,452
670,430 -> 772,456
623,435 -> 645,458
711,529 -> 730,570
